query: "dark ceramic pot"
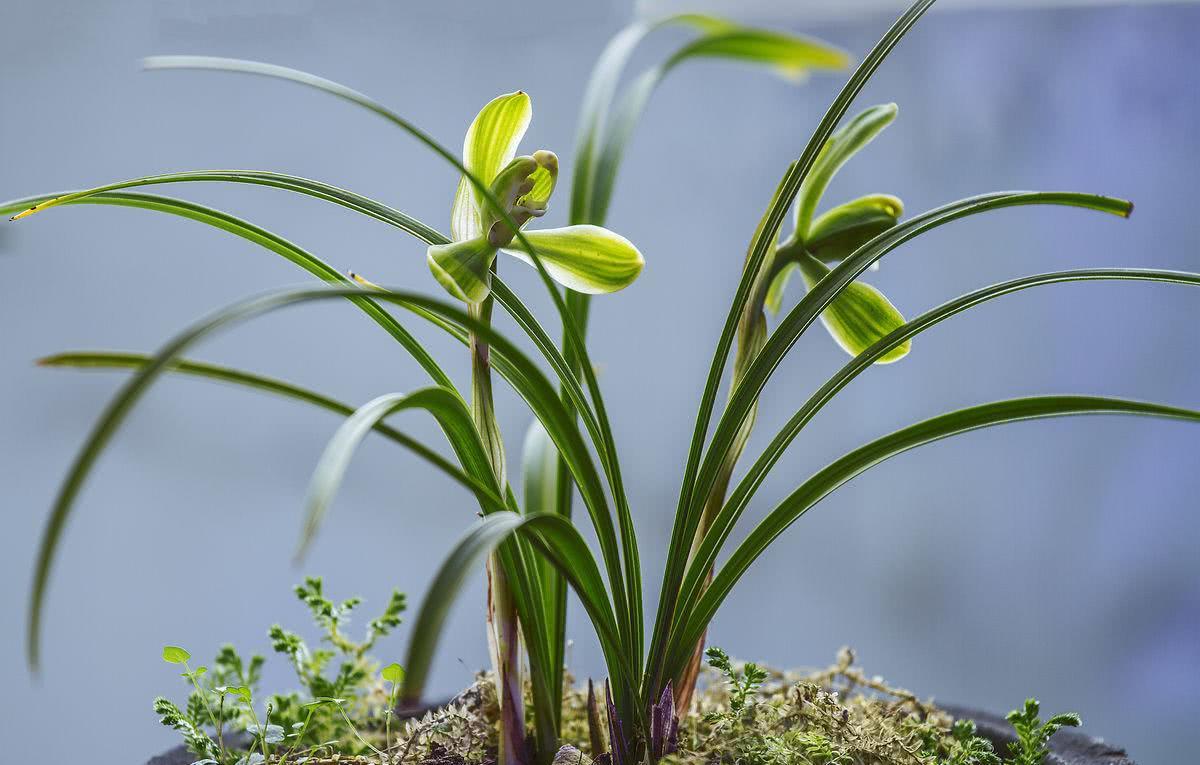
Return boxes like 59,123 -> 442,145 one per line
145,704 -> 1135,765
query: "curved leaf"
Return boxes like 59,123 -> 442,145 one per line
36,351 -> 489,497
667,395 -> 1200,673
402,512 -> 632,705
300,388 -> 500,560
571,14 -> 848,226
2,190 -> 455,390
587,21 -> 849,226
401,512 -> 526,701
25,286 -> 621,673
6,170 -> 444,244
521,417 -> 568,713
674,268 -> 1200,669
649,1 -> 939,694
688,191 -> 1133,585
140,60 -> 642,655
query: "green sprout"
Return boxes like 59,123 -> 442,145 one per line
9,1 -> 1198,764
1005,698 -> 1081,765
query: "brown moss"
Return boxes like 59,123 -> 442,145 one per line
406,650 -> 974,765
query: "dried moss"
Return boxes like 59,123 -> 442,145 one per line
438,649 -> 991,765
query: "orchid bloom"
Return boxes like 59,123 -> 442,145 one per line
768,103 -> 911,363
428,91 -> 644,303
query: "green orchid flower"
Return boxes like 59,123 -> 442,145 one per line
429,91 -> 645,303
768,103 -> 910,363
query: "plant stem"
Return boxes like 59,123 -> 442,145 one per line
182,661 -> 225,762
470,272 -> 529,765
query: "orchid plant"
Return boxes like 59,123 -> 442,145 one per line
9,2 -> 1200,765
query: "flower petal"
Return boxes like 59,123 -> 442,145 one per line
794,103 -> 897,238
450,91 -> 533,241
797,252 -> 910,363
482,151 -> 559,247
505,225 -> 644,294
807,194 -> 903,263
516,150 -> 559,214
427,236 -> 497,303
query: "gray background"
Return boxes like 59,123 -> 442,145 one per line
2,1 -> 1198,763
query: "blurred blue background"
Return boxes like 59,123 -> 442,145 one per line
2,1 -> 1197,762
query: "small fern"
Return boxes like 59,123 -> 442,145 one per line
704,646 -> 768,715
1005,699 -> 1081,765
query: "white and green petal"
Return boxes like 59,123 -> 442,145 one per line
437,91 -> 644,303
428,236 -> 497,303
796,252 -> 909,363
794,103 -> 897,238
505,225 -> 644,294
451,91 -> 533,241
807,194 -> 903,264
485,150 -> 559,247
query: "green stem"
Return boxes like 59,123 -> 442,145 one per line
337,704 -> 385,760
181,661 -> 224,761
471,270 -> 528,765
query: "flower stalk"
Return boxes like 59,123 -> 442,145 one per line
471,275 -> 529,765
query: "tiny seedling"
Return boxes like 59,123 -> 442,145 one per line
1005,699 -> 1081,765
704,646 -> 768,716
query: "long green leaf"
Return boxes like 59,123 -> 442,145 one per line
8,182 -> 641,686
401,512 -> 526,701
690,191 -> 1133,545
37,351 -> 497,500
587,25 -> 848,226
300,388 -> 501,560
521,418 -> 568,714
665,395 -> 1200,674
647,0 -> 938,697
25,286 -> 618,674
7,170 -> 444,243
2,190 -> 455,390
402,511 -> 633,705
674,268 -> 1200,640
